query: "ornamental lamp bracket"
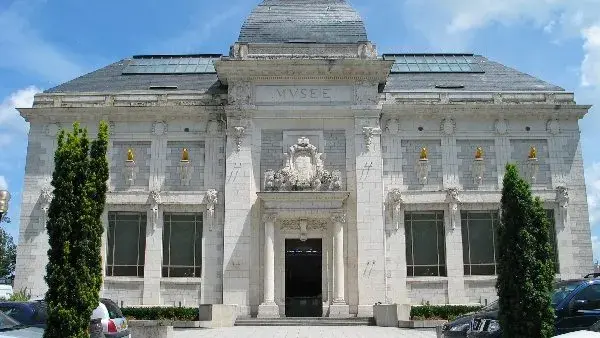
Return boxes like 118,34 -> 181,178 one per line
416,147 -> 430,185
125,148 -> 137,185
179,148 -> 192,186
472,147 -> 485,186
526,146 -> 539,184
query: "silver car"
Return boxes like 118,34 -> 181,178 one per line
91,298 -> 130,338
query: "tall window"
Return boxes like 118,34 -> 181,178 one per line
405,211 -> 447,277
162,213 -> 203,278
461,211 -> 499,276
546,209 -> 560,273
106,212 -> 147,277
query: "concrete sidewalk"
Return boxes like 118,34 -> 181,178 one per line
173,326 -> 437,338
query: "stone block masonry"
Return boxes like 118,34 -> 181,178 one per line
165,141 -> 205,191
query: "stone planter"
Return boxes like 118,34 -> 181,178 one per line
398,319 -> 448,328
129,320 -> 174,338
198,304 -> 238,327
373,304 -> 411,327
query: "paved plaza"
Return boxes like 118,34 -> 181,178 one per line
173,327 -> 437,338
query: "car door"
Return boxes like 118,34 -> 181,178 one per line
557,283 -> 600,333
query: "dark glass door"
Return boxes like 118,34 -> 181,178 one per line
285,238 -> 323,317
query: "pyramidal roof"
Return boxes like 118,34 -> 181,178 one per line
238,0 -> 368,44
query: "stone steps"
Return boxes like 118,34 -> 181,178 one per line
235,317 -> 375,326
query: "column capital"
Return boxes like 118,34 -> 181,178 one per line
331,213 -> 346,224
262,212 -> 278,223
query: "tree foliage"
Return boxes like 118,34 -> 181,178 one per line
497,164 -> 556,338
0,227 -> 16,280
44,122 -> 109,338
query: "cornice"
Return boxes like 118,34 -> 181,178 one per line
19,105 -> 224,123
215,59 -> 393,85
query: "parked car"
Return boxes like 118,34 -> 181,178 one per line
554,319 -> 600,337
0,300 -> 117,338
465,278 -> 600,337
0,301 -> 47,328
441,301 -> 498,336
0,310 -> 43,337
91,298 -> 130,338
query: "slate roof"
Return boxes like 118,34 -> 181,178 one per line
44,59 -> 223,94
238,0 -> 368,44
44,55 -> 564,94
384,55 -> 564,92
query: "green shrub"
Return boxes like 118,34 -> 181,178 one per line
410,305 -> 483,321
121,307 -> 199,321
9,288 -> 31,301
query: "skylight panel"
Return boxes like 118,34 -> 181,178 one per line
122,55 -> 221,75
383,54 -> 484,74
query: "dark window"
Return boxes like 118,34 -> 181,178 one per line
106,212 -> 147,277
462,211 -> 499,276
162,213 -> 203,278
405,211 -> 447,277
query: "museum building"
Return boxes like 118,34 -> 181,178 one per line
14,0 -> 593,318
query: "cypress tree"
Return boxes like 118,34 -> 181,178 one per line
44,122 -> 109,338
497,164 -> 556,338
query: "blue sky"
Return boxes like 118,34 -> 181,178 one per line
1,0 -> 600,259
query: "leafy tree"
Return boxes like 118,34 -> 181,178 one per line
497,164 -> 556,338
0,228 -> 16,280
44,122 -> 109,338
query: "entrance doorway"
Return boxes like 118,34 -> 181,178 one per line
285,238 -> 323,317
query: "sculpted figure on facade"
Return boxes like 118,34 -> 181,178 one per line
40,185 -> 54,227
556,186 -> 569,229
205,189 -> 218,231
446,188 -> 461,230
149,190 -> 161,232
264,137 -> 343,192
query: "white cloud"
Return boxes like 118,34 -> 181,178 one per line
593,236 -> 600,264
582,25 -> 600,87
0,176 -> 7,190
402,0 -> 600,86
586,162 -> 600,227
0,86 -> 39,135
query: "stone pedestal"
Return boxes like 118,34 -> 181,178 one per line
329,303 -> 350,318
257,303 -> 280,318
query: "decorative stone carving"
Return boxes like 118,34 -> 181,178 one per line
358,42 -> 377,59
495,119 -> 509,135
228,126 -> 246,152
108,121 -> 116,136
263,137 -> 342,192
206,189 -> 218,231
230,43 -> 249,59
362,127 -> 381,152
40,185 -> 53,226
547,119 -> 560,135
446,188 -> 461,230
441,118 -> 456,135
472,147 -> 485,186
279,219 -> 328,238
149,190 -> 161,232
388,189 -> 404,233
556,186 -> 569,229
152,121 -> 167,136
263,213 -> 277,224
46,123 -> 61,137
331,213 -> 347,224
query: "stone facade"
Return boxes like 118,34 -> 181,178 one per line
12,0 -> 593,319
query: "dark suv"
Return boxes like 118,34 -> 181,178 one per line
442,278 -> 600,337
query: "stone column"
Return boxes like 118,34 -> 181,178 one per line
330,213 -> 350,317
258,213 -> 279,318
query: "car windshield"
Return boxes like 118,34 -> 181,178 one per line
0,310 -> 21,330
552,281 -> 584,306
101,299 -> 123,319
